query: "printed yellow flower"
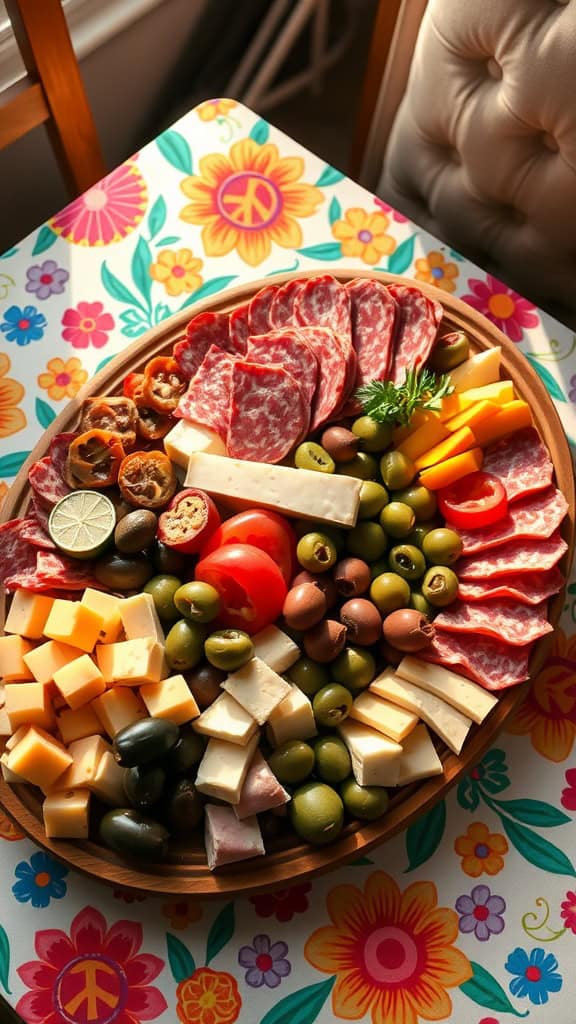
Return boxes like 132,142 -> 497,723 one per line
507,628 -> 576,761
180,138 -> 323,266
37,357 -> 88,402
455,822 -> 509,877
177,967 -> 241,1024
0,352 -> 26,437
0,482 -> 7,511
414,250 -> 459,292
305,870 -> 472,1024
149,248 -> 204,297
331,208 -> 396,265
197,98 -> 237,122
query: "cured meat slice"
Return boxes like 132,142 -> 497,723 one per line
387,284 -> 443,384
453,487 -> 569,554
173,312 -> 231,378
246,329 -> 318,407
269,279 -> 307,329
457,530 -> 568,579
5,549 -> 102,593
422,632 -> 532,691
482,427 -> 554,503
248,284 -> 279,335
347,278 -> 397,386
227,361 -> 309,463
28,456 -> 70,509
19,517 -> 56,550
0,519 -> 37,587
295,275 -> 352,342
434,599 -> 552,646
175,345 -> 235,438
50,433 -> 77,477
229,304 -> 250,354
294,326 -> 348,430
457,567 -> 564,605
30,495 -> 50,532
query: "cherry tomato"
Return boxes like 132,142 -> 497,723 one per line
141,356 -> 188,414
158,488 -> 220,554
81,396 -> 138,448
118,450 -> 178,510
66,429 -> 125,489
437,471 -> 508,529
195,543 -> 288,635
199,509 -> 297,584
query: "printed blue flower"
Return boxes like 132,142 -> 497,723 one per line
505,946 -> 562,1005
12,851 -> 68,908
0,304 -> 46,345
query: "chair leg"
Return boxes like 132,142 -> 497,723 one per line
225,0 -> 291,98
310,0 -> 330,96
241,0 -> 319,109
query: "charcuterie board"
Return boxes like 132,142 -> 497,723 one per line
0,269 -> 573,897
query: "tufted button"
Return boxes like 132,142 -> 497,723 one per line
542,132 -> 559,151
486,58 -> 502,79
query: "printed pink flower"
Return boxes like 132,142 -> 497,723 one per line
250,883 -> 311,922
49,162 -> 147,245
374,197 -> 408,223
561,768 -> 576,810
62,301 -> 114,349
461,275 -> 539,342
16,905 -> 167,1024
560,891 -> 576,934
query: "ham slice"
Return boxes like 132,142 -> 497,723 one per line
204,804 -> 265,870
234,751 -> 290,819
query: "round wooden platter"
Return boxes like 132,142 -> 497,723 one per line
0,269 -> 574,898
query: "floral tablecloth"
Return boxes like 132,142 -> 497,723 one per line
0,99 -> 575,1024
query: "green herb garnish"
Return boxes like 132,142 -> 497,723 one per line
355,369 -> 454,427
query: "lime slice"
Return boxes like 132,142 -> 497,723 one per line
48,490 -> 116,560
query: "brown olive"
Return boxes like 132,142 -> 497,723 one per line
382,608 -> 435,652
283,583 -> 326,631
291,570 -> 338,609
114,509 -> 158,554
304,619 -> 347,663
340,598 -> 382,646
333,557 -> 371,597
185,664 -> 226,709
320,426 -> 359,463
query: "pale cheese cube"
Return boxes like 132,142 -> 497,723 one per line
0,707 -> 11,735
91,687 -> 148,737
96,638 -> 167,686
450,348 -> 501,393
50,734 -> 111,792
43,789 -> 90,839
90,750 -> 126,805
266,685 -> 317,746
193,692 -> 257,746
57,705 -> 104,745
339,719 -> 402,787
53,654 -> 106,710
234,751 -> 289,819
4,590 -> 54,639
140,674 -> 200,725
5,725 -> 28,750
370,669 -> 472,755
195,734 -> 259,804
81,589 -> 123,644
120,593 -> 164,643
163,419 -> 227,466
44,599 -> 104,653
5,682 -> 55,731
0,634 -> 35,680
396,725 -> 444,786
350,691 -> 418,743
251,626 -> 300,673
222,658 -> 291,725
23,640 -> 83,686
395,656 -> 498,725
7,727 -> 72,789
1,751 -> 26,783
205,804 -> 265,870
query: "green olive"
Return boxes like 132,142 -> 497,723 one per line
369,572 -> 411,614
393,484 -> 437,522
124,764 -> 166,810
163,727 -> 206,775
287,657 -> 329,697
379,450 -> 416,490
336,452 -> 378,480
165,619 -> 205,672
143,574 -> 182,623
313,736 -> 352,784
422,528 -> 463,566
114,509 -> 158,554
204,628 -> 254,670
174,581 -> 221,623
332,645 -> 376,692
428,330 -> 470,371
346,521 -> 388,562
370,558 -> 389,580
340,777 -> 390,821
113,717 -> 179,767
165,778 -> 204,836
268,740 -> 315,785
409,591 -> 434,617
290,782 -> 344,845
94,552 -> 153,591
351,416 -> 393,452
405,522 -> 438,550
421,565 -> 459,607
297,532 -> 338,573
312,684 -> 353,728
379,501 -> 416,538
152,540 -> 186,576
358,480 -> 389,519
388,544 -> 427,581
100,809 -> 169,861
294,441 -> 335,473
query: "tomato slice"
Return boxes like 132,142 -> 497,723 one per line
158,488 -> 220,554
199,509 -> 297,584
195,543 -> 288,635
437,471 -> 508,529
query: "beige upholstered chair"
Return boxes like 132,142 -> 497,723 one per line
353,0 -> 576,327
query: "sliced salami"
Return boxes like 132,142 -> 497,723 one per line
482,427 -> 553,503
229,304 -> 250,354
19,517 -> 56,550
294,326 -> 348,430
269,279 -> 307,329
295,275 -> 352,342
246,329 -> 318,407
248,284 -> 279,335
5,549 -> 102,593
346,278 -> 397,387
30,494 -> 50,532
387,284 -> 443,384
227,361 -> 309,463
173,312 -> 231,378
175,345 -> 235,438
422,632 -> 533,691
434,599 -> 552,646
452,487 -> 569,555
28,456 -> 70,509
457,530 -> 568,579
0,519 -> 37,587
458,568 -> 564,605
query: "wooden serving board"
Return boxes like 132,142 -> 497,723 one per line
0,269 -> 573,898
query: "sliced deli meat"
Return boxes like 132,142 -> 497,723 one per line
0,519 -> 38,585
228,304 -> 250,354
453,487 -> 569,554
295,274 -> 352,342
176,345 -> 235,438
347,278 -> 397,386
4,548 -> 101,593
246,328 -> 318,406
458,567 -> 564,605
227,361 -> 309,463
482,427 -> 553,502
19,517 -> 56,550
295,326 -> 348,430
387,284 -> 443,384
248,284 -> 278,336
269,279 -> 307,328
457,530 -> 568,578
28,455 -> 70,509
173,312 -> 231,378
423,632 -> 533,690
434,598 -> 553,646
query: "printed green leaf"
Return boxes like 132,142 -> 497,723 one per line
315,165 -> 345,187
460,961 -> 528,1017
388,235 -> 416,275
260,977 -> 335,1024
179,276 -> 237,310
131,236 -> 152,307
350,856 -> 374,866
328,197 -> 342,225
501,816 -> 576,876
0,924 -> 10,994
250,119 -> 270,145
0,451 -> 30,477
95,355 -> 115,374
166,933 -> 195,983
156,129 -> 193,175
35,397 -> 56,429
265,258 -> 300,276
156,235 -> 181,247
101,262 -> 146,312
496,798 -> 571,827
449,248 -> 465,262
297,243 -> 342,261
120,323 -> 149,339
524,354 -> 566,402
206,902 -> 234,964
154,302 -> 171,324
568,582 -> 576,595
32,225 -> 57,256
457,776 -> 480,812
405,799 -> 446,872
148,196 -> 167,239
0,247 -> 18,259
119,308 -> 147,326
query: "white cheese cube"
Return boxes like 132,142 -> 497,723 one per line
395,656 -> 498,725
195,734 -> 259,804
339,719 -> 402,787
234,751 -> 290,819
396,724 -> 444,786
193,692 -> 257,746
204,804 -> 265,870
43,789 -> 91,838
449,348 -> 501,392
222,658 -> 291,725
164,419 -> 227,467
251,625 -> 300,673
120,593 -> 164,643
266,685 -> 317,746
370,669 -> 472,755
90,750 -> 127,805
350,691 -> 419,742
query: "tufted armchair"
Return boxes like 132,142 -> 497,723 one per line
354,0 -> 576,327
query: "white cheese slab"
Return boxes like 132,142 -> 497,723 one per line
395,656 -> 498,725
396,724 -> 444,786
350,691 -> 419,742
266,685 -> 317,746
339,719 -> 402,787
251,625 -> 300,673
164,420 -> 227,467
193,692 -> 257,746
195,734 -> 259,804
222,657 -> 292,725
449,348 -> 501,393
370,669 -> 472,755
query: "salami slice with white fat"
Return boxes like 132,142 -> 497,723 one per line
30,495 -> 50,532
5,549 -> 102,593
0,519 -> 37,587
248,284 -> 279,336
229,304 -> 250,354
19,517 -> 56,550
294,326 -> 348,430
482,427 -> 553,502
175,345 -> 235,438
295,275 -> 352,341
422,632 -> 532,691
453,487 -> 569,554
457,530 -> 568,579
246,329 -> 318,407
28,456 -> 70,509
227,361 -> 309,463
457,568 -> 564,605
346,278 -> 397,386
173,312 -> 231,378
387,284 -> 443,384
434,599 -> 552,646
269,279 -> 307,329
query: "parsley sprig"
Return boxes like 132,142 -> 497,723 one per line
355,369 -> 454,428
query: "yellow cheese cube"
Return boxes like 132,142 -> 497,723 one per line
56,704 -> 103,745
1,750 -> 26,783
90,750 -> 126,805
120,593 -> 164,642
44,599 -> 104,653
0,635 -> 35,680
7,726 -> 73,789
50,734 -> 111,791
4,590 -> 54,639
5,724 -> 28,750
0,707 -> 12,735
80,588 -> 123,644
5,682 -> 55,731
140,674 -> 199,725
91,687 -> 147,737
23,640 -> 83,686
43,789 -> 90,839
95,638 -> 167,686
53,654 -> 106,710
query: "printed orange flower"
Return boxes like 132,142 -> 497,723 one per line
0,808 -> 24,841
176,966 -> 241,1024
507,628 -> 576,761
197,98 -> 237,122
37,357 -> 88,402
305,870 -> 472,1024
162,897 -> 203,930
180,137 -> 323,266
414,250 -> 459,293
0,482 -> 7,513
455,822 -> 509,877
149,248 -> 204,297
0,352 -> 26,438
331,208 -> 396,265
